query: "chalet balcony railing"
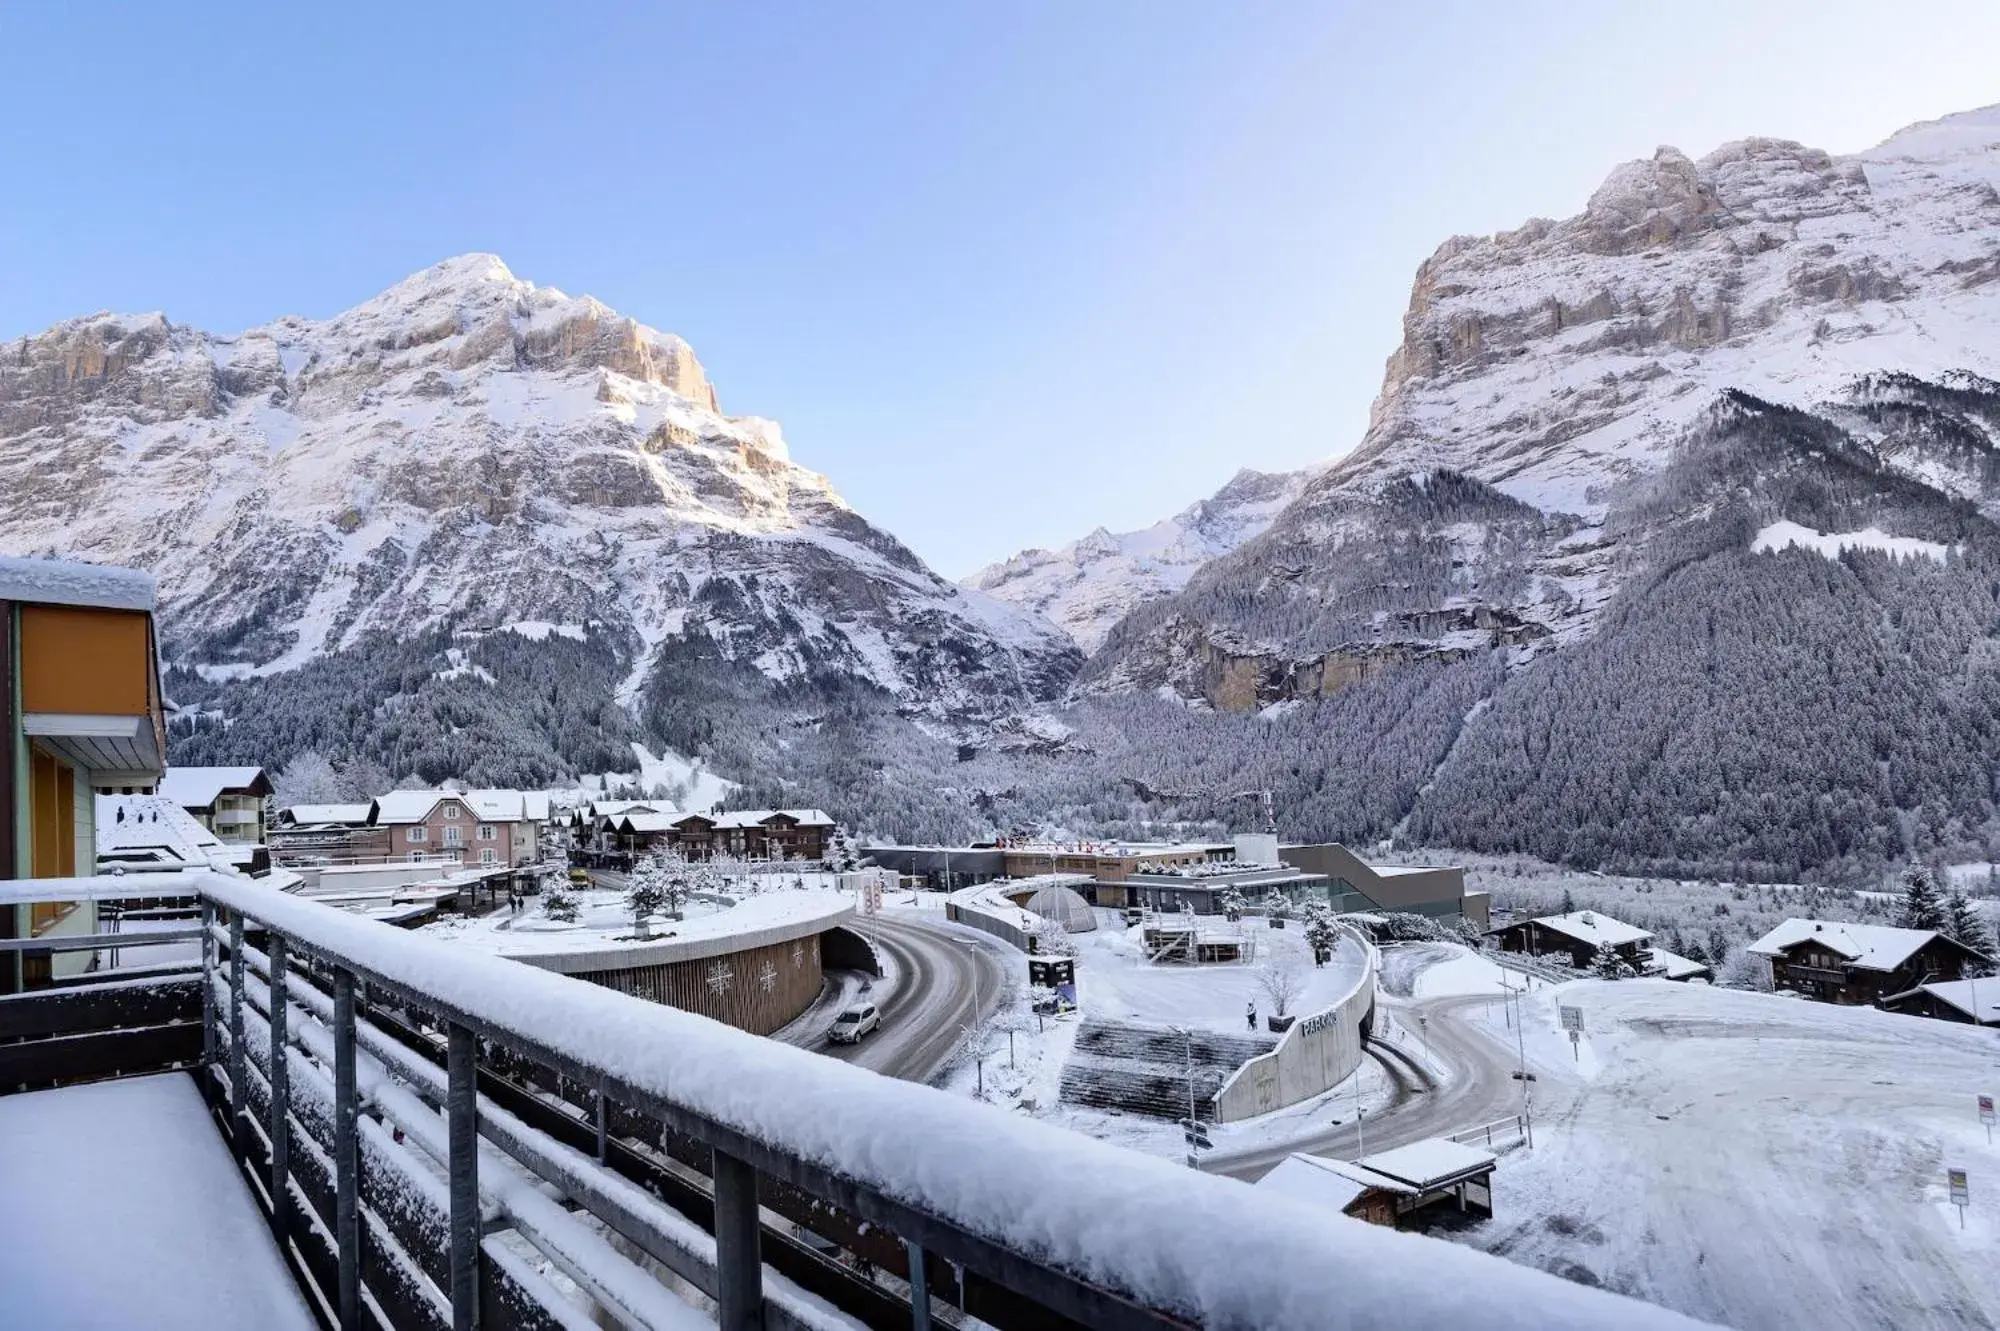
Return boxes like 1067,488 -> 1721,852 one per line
0,870 -> 1705,1331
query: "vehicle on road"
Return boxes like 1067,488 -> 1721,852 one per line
828,1003 -> 880,1044
568,868 -> 591,885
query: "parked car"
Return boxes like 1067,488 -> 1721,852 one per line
828,1003 -> 880,1044
568,868 -> 591,885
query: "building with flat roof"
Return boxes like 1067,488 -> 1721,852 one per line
1278,844 -> 1483,927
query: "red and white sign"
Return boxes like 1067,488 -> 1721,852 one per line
1980,1094 -> 1994,1126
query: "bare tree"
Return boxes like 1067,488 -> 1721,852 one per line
1257,959 -> 1304,1020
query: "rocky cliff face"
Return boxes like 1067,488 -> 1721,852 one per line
965,466 -> 1315,651
0,255 -> 1079,785
1085,107 -> 2000,711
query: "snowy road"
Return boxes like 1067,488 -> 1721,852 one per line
1204,987 -> 1530,1179
781,913 -> 1010,1085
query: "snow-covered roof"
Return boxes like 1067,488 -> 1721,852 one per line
613,812 -> 684,834
1896,979 -> 2000,1024
1496,910 -> 1651,949
1253,1154 -> 1386,1214
156,766 -> 269,810
96,795 -> 230,867
1645,947 -> 1713,980
282,803 -> 372,827
0,555 -> 155,612
1356,1139 -> 1498,1190
1746,918 -> 1950,972
583,799 -> 670,819
371,789 -> 546,825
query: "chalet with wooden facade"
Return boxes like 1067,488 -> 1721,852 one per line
1749,919 -> 1990,1006
0,557 -> 168,992
155,765 -> 273,874
1485,910 -> 1653,971
598,808 -> 834,862
1880,978 -> 2000,1026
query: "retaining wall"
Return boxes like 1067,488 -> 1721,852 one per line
1211,924 -> 1379,1123
944,883 -> 1037,952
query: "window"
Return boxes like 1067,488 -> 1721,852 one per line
446,850 -> 463,864
442,804 -> 460,819
442,825 -> 462,847
409,852 -> 427,864
406,826 -> 428,843
478,824 -> 496,841
480,848 -> 497,865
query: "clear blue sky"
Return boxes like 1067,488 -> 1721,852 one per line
5,2 -> 1999,577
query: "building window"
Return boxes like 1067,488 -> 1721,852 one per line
480,848 -> 496,865
478,824 -> 496,841
442,804 -> 460,819
409,852 -> 427,864
406,826 -> 428,844
443,826 -> 462,847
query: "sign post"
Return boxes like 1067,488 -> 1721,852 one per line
1980,1095 -> 1995,1146
1559,1005 -> 1583,1060
1948,1168 -> 1970,1229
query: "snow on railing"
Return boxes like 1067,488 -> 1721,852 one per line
7,873 -> 1708,1330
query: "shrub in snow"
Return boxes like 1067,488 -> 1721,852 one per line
1031,915 -> 1076,957
1302,902 -> 1338,966
1898,863 -> 1948,932
1262,889 -> 1294,919
1591,943 -> 1635,980
1216,886 -> 1246,922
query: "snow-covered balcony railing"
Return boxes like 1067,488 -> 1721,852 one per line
1,873 -> 1706,1331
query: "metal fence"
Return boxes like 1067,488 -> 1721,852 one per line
0,871 -> 1703,1331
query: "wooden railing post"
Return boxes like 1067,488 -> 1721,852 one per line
594,1087 -> 608,1165
712,1147 -> 765,1331
334,967 -> 361,1331
447,1022 -> 481,1331
268,934 -> 292,1248
229,914 -> 246,1135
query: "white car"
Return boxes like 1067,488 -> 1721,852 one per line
828,1003 -> 880,1044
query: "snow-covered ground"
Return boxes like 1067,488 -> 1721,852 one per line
418,884 -> 846,957
0,1074 -> 316,1330
1069,910 -> 1369,1034
1461,979 -> 2000,1330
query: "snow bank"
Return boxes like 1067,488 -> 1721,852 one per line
1752,520 -> 1949,564
198,875 -> 1705,1329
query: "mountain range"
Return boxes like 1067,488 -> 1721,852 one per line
9,105 -> 2000,878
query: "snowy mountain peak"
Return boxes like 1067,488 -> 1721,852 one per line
0,257 -> 1079,744
966,465 -> 1319,651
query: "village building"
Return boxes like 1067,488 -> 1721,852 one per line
1486,910 -> 1653,971
1279,843 -> 1488,929
154,765 -> 273,874
1749,919 -> 1991,1006
270,803 -> 390,866
0,556 -> 168,991
1879,977 -> 2000,1026
603,808 -> 835,862
1255,1140 -> 1498,1230
368,790 -> 550,872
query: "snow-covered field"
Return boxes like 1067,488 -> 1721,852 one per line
1462,979 -> 2000,1330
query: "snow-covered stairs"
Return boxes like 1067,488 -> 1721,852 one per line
1058,1020 -> 1276,1119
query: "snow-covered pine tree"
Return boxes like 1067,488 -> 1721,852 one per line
1896,864 -> 1948,932
543,879 -> 580,923
1592,943 -> 1632,980
1302,901 -> 1338,966
626,854 -> 670,937
1944,888 -> 1984,949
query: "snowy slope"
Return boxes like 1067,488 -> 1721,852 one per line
964,467 -> 1316,650
0,255 -> 1078,719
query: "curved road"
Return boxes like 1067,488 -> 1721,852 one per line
1204,990 -> 1530,1180
784,913 -> 1011,1085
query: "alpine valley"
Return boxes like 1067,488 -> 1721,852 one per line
11,105 -> 2000,880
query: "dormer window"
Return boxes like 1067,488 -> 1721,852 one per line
443,804 -> 461,819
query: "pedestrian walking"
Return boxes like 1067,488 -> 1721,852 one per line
1246,1001 -> 1257,1031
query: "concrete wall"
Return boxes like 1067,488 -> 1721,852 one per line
1280,844 -> 1469,920
1211,926 -> 1378,1123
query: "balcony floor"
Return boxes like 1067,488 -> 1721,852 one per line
0,1072 -> 316,1330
